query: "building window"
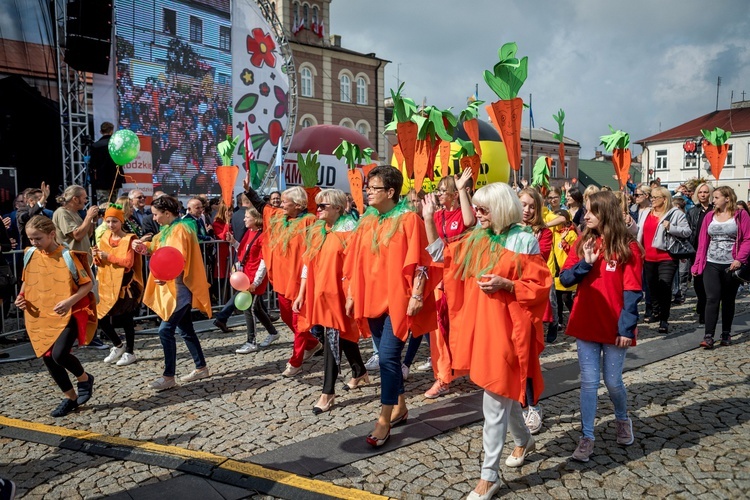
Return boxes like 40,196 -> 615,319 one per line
190,16 -> 203,44
655,150 -> 668,170
726,143 -> 734,166
163,9 -> 176,35
293,2 -> 299,28
340,74 -> 351,102
340,119 -> 354,129
563,161 -> 569,178
550,160 -> 558,178
303,4 -> 309,28
356,77 -> 367,104
302,118 -> 313,128
357,123 -> 368,138
300,67 -> 313,97
312,6 -> 318,26
684,153 -> 698,169
219,26 -> 231,51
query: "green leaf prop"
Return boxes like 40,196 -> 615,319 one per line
333,140 -> 374,169
296,151 -> 320,188
416,106 -> 458,143
599,125 -> 630,152
700,127 -> 732,146
459,100 -> 485,122
452,138 -> 476,160
532,156 -> 551,191
552,109 -> 565,142
217,135 -> 240,166
483,42 -> 528,100
386,83 -> 418,131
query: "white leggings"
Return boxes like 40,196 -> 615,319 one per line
480,390 -> 531,482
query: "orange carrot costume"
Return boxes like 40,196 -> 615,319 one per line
143,220 -> 212,321
262,206 -> 316,301
344,201 -> 438,341
96,231 -> 143,318
443,226 -> 550,403
22,247 -> 98,357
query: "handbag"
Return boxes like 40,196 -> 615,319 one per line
665,212 -> 695,259
0,264 -> 17,290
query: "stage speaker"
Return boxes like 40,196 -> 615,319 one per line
63,0 -> 113,75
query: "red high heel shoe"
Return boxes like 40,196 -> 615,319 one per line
390,410 -> 408,427
366,428 -> 390,447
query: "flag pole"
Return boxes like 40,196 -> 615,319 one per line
528,93 -> 533,184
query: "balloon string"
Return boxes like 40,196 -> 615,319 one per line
107,166 -> 121,204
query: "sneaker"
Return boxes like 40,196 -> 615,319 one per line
269,314 -> 280,323
76,373 -> 94,405
259,333 -> 280,347
525,406 -> 543,435
699,335 -> 714,349
401,363 -> 410,381
415,358 -> 432,371
181,368 -> 210,382
505,434 -> 536,467
616,418 -> 635,446
116,352 -> 138,366
303,342 -> 322,361
236,342 -> 258,354
720,333 -> 731,346
103,345 -> 126,363
282,362 -> 302,377
571,437 -> 595,462
658,321 -> 669,334
0,477 -> 16,500
149,376 -> 176,391
50,398 -> 78,417
424,380 -> 450,399
212,319 -> 231,333
546,322 -> 558,344
85,337 -> 109,350
364,354 -> 380,371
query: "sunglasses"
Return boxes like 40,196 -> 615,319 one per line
316,203 -> 331,211
475,206 -> 489,216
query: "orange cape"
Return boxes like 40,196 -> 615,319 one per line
96,232 -> 143,318
443,231 -> 550,403
22,247 -> 97,357
262,206 -> 316,300
344,204 -> 438,342
144,221 -> 212,321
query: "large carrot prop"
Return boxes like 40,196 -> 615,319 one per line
439,139 -> 452,177
599,126 -> 631,190
453,138 -> 480,187
297,151 -> 322,213
552,109 -> 566,170
483,42 -> 528,175
216,134 -> 240,207
459,99 -> 485,159
392,143 -> 405,171
334,140 -> 374,215
701,127 -> 732,180
413,140 -> 430,192
531,156 -> 551,197
386,84 -> 418,177
413,105 -> 457,191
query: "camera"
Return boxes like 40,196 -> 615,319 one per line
98,208 -> 106,217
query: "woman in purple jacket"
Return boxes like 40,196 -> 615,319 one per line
691,186 -> 750,349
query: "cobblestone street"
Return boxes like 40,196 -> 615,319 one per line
0,296 -> 748,499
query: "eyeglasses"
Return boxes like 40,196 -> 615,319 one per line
366,185 -> 387,192
316,203 -> 331,211
136,195 -> 146,199
635,193 -> 645,197
475,206 -> 489,216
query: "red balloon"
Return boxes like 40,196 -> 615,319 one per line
149,246 -> 185,281
229,271 -> 251,291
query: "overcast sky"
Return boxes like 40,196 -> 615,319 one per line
330,0 -> 750,158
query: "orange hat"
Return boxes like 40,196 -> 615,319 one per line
104,205 -> 124,223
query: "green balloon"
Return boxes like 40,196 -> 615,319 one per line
234,291 -> 254,311
108,129 -> 141,165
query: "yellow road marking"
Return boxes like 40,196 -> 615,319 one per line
0,416 -> 390,499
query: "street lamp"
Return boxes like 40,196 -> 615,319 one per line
683,137 -> 709,174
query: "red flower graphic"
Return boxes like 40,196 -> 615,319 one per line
246,28 -> 277,68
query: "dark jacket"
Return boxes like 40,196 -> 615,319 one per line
686,203 -> 713,250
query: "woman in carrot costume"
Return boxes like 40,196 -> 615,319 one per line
132,195 -> 212,391
16,215 -> 97,417
292,189 -> 367,415
344,165 -> 438,447
93,204 -> 143,367
243,175 -> 320,375
431,183 -> 550,499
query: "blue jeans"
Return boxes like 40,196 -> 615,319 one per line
368,314 -> 405,405
158,303 -> 207,377
576,339 -> 629,439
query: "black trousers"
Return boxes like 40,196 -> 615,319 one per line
703,262 -> 740,337
99,314 -> 136,353
644,259 -> 678,322
42,318 -> 85,393
322,330 -> 366,395
245,294 -> 277,343
555,290 -> 574,325
694,274 -> 707,319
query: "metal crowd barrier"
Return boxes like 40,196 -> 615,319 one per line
0,239 -> 279,340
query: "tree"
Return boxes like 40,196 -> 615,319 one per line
166,38 -> 205,77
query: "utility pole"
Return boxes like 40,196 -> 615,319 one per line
716,76 -> 722,111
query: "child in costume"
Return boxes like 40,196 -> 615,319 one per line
16,215 -> 97,417
132,195 -> 212,391
93,204 -> 144,366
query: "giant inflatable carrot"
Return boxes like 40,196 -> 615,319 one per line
552,109 -> 566,170
334,140 -> 374,214
701,127 -> 732,180
460,99 -> 485,159
483,42 -> 528,173
387,84 -> 418,177
599,126 -> 631,190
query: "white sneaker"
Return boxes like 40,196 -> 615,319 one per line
104,345 -> 126,363
416,358 -> 432,371
401,363 -> 410,381
180,368 -> 210,382
525,406 -> 543,435
236,342 -> 258,354
364,354 -> 380,371
281,362 -> 302,377
259,333 -> 280,347
149,376 -> 176,391
116,352 -> 137,366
